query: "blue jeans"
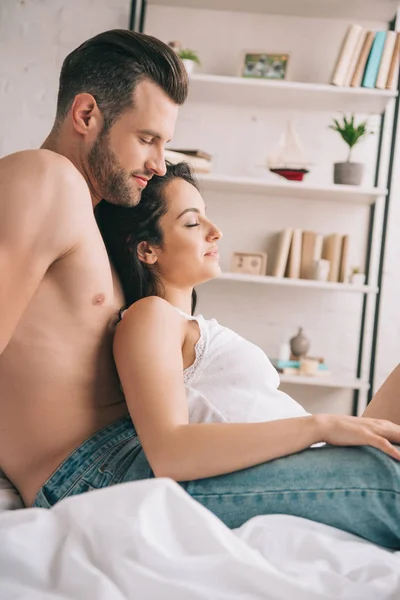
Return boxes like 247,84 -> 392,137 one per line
33,416 -> 400,549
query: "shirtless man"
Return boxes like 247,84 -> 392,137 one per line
0,29 -> 188,507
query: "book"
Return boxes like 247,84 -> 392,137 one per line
350,31 -> 375,87
300,231 -> 323,279
164,149 -> 212,173
376,31 -> 397,89
339,235 -> 350,283
322,233 -> 343,282
286,228 -> 302,279
386,32 -> 400,90
362,31 -> 387,88
272,228 -> 293,278
331,24 -> 364,86
344,28 -> 367,86
168,149 -> 212,161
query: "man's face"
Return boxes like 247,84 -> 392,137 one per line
88,79 -> 178,207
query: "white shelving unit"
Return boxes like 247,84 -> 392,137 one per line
197,173 -> 387,206
187,74 -> 397,113
142,0 -> 400,408
214,272 -> 378,294
279,375 -> 369,391
148,0 -> 397,22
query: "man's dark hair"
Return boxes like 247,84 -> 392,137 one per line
95,162 -> 197,315
55,29 -> 188,129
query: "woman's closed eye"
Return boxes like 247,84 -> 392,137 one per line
186,222 -> 200,228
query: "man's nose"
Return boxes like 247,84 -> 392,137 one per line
146,149 -> 167,177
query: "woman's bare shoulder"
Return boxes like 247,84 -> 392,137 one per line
115,297 -> 184,343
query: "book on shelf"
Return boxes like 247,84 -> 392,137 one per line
322,233 -> 342,282
350,31 -> 375,87
271,359 -> 330,377
331,24 -> 363,86
332,24 -> 400,90
286,228 -> 302,279
300,231 -> 323,279
164,149 -> 212,173
272,228 -> 293,278
376,31 -> 397,89
386,32 -> 400,90
362,31 -> 387,88
339,234 -> 350,283
168,149 -> 213,161
343,27 -> 368,86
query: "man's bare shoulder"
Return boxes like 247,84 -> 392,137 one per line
0,149 -> 90,210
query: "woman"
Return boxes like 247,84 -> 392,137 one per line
96,162 -> 400,549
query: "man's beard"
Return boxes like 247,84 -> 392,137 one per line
87,131 -> 142,207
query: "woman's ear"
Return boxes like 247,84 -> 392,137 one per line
137,241 -> 158,265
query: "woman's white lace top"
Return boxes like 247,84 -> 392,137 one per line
177,308 -> 310,424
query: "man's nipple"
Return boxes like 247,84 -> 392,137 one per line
92,293 -> 106,306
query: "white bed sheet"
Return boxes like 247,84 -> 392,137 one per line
0,474 -> 399,600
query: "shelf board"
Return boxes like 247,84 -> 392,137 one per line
149,0 -> 397,21
279,375 -> 369,390
187,74 -> 397,114
197,174 -> 387,205
213,272 -> 378,294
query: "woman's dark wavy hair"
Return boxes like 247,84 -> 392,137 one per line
95,162 -> 198,314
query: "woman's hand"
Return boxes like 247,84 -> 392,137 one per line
315,414 -> 400,460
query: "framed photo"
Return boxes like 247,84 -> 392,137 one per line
240,52 -> 289,80
231,252 -> 267,276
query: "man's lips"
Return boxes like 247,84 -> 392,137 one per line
133,175 -> 149,187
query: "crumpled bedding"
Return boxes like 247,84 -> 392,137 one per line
0,475 -> 399,599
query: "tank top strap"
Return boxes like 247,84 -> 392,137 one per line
172,306 -> 197,321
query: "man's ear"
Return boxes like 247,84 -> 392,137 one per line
70,93 -> 102,136
137,241 -> 158,265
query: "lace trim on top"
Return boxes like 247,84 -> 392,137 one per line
182,315 -> 208,385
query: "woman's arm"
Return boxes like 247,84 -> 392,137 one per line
114,297 -> 400,481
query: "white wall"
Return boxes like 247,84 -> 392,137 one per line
0,0 -> 399,412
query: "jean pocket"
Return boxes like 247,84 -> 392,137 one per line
97,435 -> 144,483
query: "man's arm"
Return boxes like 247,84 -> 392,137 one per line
0,149 -> 88,355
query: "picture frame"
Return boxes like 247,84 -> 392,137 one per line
231,252 -> 268,276
240,52 -> 289,80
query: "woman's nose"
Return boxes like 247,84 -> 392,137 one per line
208,224 -> 223,241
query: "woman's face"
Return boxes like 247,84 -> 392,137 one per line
153,177 -> 222,288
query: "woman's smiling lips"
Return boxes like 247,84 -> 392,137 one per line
205,247 -> 219,258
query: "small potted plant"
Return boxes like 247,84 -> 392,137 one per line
329,115 -> 373,186
350,266 -> 366,286
178,48 -> 201,75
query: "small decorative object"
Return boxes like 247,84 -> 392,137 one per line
312,258 -> 330,282
241,52 -> 289,80
290,327 -> 311,359
329,114 -> 373,186
278,341 -> 291,362
231,252 -> 267,276
300,357 -> 320,376
350,267 -> 366,286
178,48 -> 201,75
267,120 -> 310,181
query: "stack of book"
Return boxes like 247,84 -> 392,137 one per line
165,149 -> 212,173
331,24 -> 400,90
272,229 -> 350,283
271,359 -> 330,377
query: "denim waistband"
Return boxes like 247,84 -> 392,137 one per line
33,416 -> 136,506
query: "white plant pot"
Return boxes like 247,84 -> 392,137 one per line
350,273 -> 366,286
182,59 -> 196,75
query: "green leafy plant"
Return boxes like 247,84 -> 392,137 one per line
178,48 -> 201,65
329,115 -> 373,161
